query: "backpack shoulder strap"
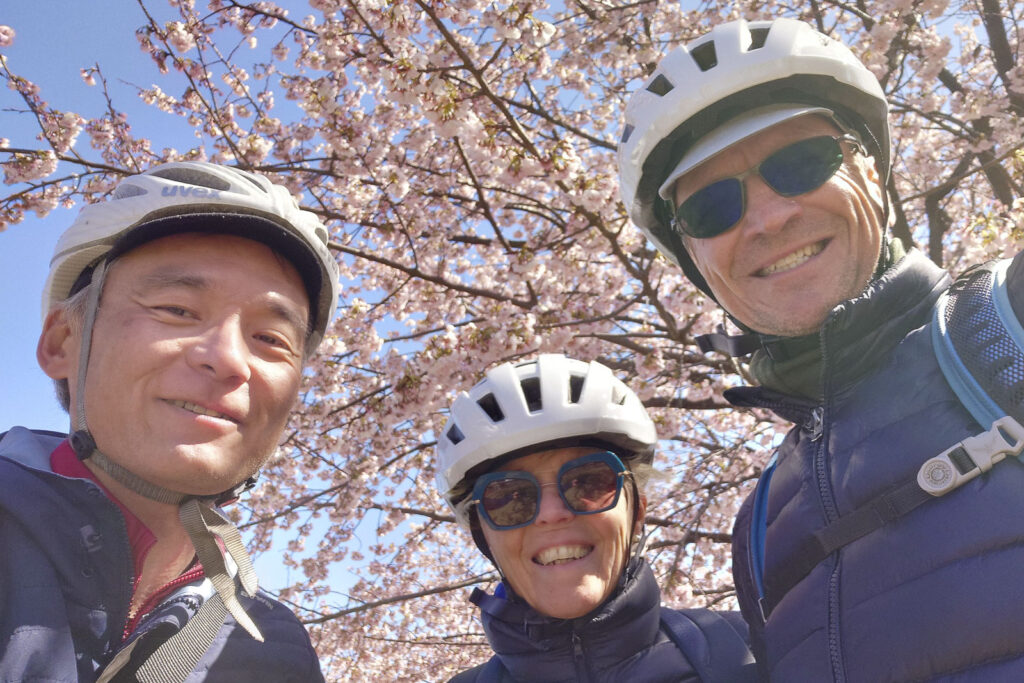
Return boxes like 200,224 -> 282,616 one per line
933,258 -> 1024,428
747,453 -> 777,624
96,591 -> 230,683
660,608 -> 758,683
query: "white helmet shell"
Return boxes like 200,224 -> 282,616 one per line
43,162 -> 340,349
617,18 -> 889,288
435,354 -> 658,527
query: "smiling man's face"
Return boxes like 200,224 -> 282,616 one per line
673,115 -> 885,337
42,232 -> 309,496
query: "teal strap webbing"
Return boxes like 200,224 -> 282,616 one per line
135,593 -> 230,682
932,290 -> 1004,428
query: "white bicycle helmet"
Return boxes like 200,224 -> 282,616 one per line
617,18 -> 890,295
43,161 -> 339,349
435,354 -> 658,529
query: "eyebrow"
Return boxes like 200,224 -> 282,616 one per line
136,268 -> 310,338
137,270 -> 208,294
265,300 -> 312,342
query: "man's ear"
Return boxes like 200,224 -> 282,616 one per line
859,153 -> 886,215
37,308 -> 77,380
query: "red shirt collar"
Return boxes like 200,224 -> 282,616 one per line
51,440 -> 156,578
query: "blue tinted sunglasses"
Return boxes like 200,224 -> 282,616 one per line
671,134 -> 861,240
472,451 -> 630,531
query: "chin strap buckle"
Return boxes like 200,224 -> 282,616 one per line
69,430 -> 97,461
696,325 -> 761,356
918,416 -> 1024,496
214,474 -> 259,507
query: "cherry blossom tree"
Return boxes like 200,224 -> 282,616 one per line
3,0 -> 1023,679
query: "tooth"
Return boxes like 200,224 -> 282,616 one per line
173,400 -> 227,419
760,242 -> 824,275
535,545 -> 591,566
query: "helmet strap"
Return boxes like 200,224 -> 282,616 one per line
626,477 -> 647,562
71,431 -> 184,504
696,325 -> 762,357
469,510 -> 497,564
178,497 -> 263,641
71,258 -> 107,442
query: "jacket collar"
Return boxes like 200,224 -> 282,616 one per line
0,426 -> 66,471
747,248 -> 951,400
471,558 -> 662,677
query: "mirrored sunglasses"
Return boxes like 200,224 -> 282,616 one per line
671,134 -> 861,240
472,451 -> 629,531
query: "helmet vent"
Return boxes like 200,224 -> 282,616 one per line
689,41 -> 718,71
620,123 -> 634,144
748,27 -> 770,50
569,374 -> 585,404
149,166 -> 231,191
611,386 -> 628,405
520,377 -> 543,413
646,74 -> 674,97
112,182 -> 147,199
446,423 -> 465,445
236,170 -> 268,193
477,393 -> 505,422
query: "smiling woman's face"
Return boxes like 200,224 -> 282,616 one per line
479,446 -> 644,619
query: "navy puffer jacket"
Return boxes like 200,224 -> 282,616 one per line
730,249 -> 1024,682
0,427 -> 324,682
451,558 -> 750,682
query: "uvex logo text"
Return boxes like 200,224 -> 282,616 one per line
161,186 -> 222,198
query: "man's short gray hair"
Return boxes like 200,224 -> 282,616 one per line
51,283 -> 92,412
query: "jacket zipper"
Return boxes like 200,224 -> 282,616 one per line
810,406 -> 824,441
571,631 -> 591,681
105,488 -> 137,656
122,564 -> 206,641
817,313 -> 845,682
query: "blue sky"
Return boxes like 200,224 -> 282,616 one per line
0,205 -> 67,431
1,4 -> 153,432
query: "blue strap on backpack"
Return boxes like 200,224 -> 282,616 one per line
932,258 -> 1024,427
